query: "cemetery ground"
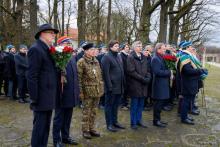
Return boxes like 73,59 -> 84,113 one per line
0,64 -> 220,147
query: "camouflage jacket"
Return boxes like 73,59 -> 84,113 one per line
77,55 -> 104,98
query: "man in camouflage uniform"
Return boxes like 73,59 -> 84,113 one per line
77,43 -> 104,139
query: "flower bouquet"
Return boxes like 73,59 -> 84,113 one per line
163,54 -> 177,87
49,46 -> 73,91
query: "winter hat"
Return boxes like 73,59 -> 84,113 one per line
181,41 -> 192,49
19,44 -> 28,49
35,23 -> 59,39
57,36 -> 72,45
79,40 -> 88,48
178,41 -> 186,48
6,44 -> 15,50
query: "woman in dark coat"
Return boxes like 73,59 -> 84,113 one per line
127,41 -> 151,129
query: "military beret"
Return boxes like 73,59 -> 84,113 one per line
83,43 -> 94,50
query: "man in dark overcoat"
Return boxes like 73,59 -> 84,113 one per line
14,44 -> 28,103
151,43 -> 171,128
101,40 -> 126,132
27,24 -> 59,147
127,41 -> 151,129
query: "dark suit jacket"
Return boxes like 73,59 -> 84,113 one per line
60,56 -> 80,108
14,53 -> 28,76
151,54 -> 171,100
101,51 -> 124,95
27,39 -> 57,111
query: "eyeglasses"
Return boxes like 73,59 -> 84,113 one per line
43,31 -> 55,34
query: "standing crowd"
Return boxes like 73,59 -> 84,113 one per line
0,24 -> 208,147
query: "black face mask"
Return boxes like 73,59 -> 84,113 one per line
19,52 -> 26,56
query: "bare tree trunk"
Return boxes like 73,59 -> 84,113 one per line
158,0 -> 168,42
30,0 -> 38,43
77,0 -> 86,45
139,0 -> 163,43
61,0 -> 64,36
139,0 -> 151,43
107,0 -> 111,43
53,0 -> 58,43
48,0 -> 51,24
96,0 -> 101,44
66,2 -> 72,36
0,0 -> 3,47
168,0 -> 175,44
15,0 -> 24,46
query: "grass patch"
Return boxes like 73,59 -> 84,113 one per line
204,64 -> 220,99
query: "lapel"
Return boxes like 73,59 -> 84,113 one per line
111,52 -> 123,72
37,39 -> 55,66
157,54 -> 166,69
70,56 -> 77,74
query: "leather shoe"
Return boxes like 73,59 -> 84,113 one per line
113,123 -> 126,129
162,106 -> 172,111
190,110 -> 200,115
160,121 -> 168,125
187,116 -> 194,121
107,125 -> 118,132
54,142 -> 63,147
181,119 -> 195,125
18,99 -> 26,103
131,125 -> 138,130
62,137 -> 78,145
137,122 -> 148,128
90,130 -> 100,137
153,121 -> 167,128
83,131 -> 92,139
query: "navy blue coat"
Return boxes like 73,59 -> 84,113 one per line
181,63 -> 201,95
101,51 -> 124,95
151,54 -> 171,100
60,56 -> 80,108
27,39 -> 57,111
4,52 -> 16,80
14,53 -> 28,76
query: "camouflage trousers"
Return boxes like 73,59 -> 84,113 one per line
82,97 -> 100,132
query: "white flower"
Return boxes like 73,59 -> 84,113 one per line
55,46 -> 64,53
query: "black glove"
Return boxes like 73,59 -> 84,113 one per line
200,68 -> 208,75
142,76 -> 151,84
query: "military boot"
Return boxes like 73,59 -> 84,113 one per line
83,131 -> 92,139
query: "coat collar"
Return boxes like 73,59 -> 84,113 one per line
131,51 -> 143,61
37,39 -> 50,53
83,55 -> 98,64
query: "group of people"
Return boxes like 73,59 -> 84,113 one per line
0,23 -> 208,147
0,44 -> 29,103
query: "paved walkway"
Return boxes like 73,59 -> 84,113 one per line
207,62 -> 220,68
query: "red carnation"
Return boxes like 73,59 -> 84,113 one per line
49,46 -> 56,54
63,46 -> 73,53
163,55 -> 177,62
